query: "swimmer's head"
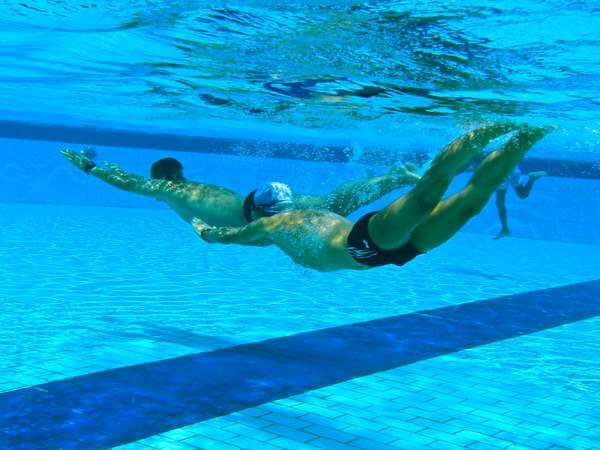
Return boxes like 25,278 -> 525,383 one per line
150,157 -> 185,181
250,182 -> 294,219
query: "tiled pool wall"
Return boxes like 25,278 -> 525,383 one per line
2,137 -> 599,245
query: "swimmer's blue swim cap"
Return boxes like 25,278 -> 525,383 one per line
253,182 -> 294,213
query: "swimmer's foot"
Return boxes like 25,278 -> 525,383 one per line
496,125 -> 556,163
528,170 -> 547,181
389,163 -> 421,184
515,124 -> 556,149
493,229 -> 511,240
432,122 -> 519,176
477,125 -> 553,188
404,162 -> 420,173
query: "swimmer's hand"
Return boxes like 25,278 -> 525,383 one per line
192,218 -> 216,243
61,148 -> 95,173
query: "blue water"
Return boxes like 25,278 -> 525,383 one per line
1,1 -> 600,449
1,1 -> 600,152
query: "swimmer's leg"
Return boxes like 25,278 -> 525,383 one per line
368,123 -> 516,250
318,164 -> 421,216
410,125 -> 554,251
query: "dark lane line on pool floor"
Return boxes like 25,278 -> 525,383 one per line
2,280 -> 599,449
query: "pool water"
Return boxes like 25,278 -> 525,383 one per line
1,202 -> 600,392
2,140 -> 600,448
1,0 -> 600,448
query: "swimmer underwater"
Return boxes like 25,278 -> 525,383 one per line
192,124 -> 554,272
61,150 -> 421,226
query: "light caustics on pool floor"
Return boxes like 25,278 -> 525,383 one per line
1,280 -> 599,448
0,204 -> 599,448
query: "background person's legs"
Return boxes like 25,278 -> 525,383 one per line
410,125 -> 554,252
494,188 -> 511,239
514,171 -> 547,199
494,170 -> 547,239
369,123 -> 516,250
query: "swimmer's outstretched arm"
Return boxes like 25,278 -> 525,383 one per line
295,164 -> 421,217
192,218 -> 272,247
61,149 -> 164,197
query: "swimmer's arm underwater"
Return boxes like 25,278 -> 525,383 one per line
295,164 -> 421,217
192,218 -> 272,247
61,149 -> 164,197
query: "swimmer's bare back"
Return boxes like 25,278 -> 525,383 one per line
61,148 -> 420,228
194,210 -> 366,271
61,149 -> 247,226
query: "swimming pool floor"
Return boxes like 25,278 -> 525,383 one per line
1,204 -> 599,449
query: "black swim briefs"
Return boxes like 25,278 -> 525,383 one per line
347,212 -> 423,267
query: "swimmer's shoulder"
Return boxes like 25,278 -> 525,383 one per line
187,181 -> 242,198
254,210 -> 318,228
277,209 -> 348,225
159,180 -> 236,198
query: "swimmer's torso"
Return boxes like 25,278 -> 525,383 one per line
158,181 -> 247,226
265,211 -> 368,271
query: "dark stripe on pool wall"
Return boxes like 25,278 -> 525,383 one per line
0,120 -> 350,163
1,120 -> 599,179
1,280 -> 599,449
519,157 -> 600,180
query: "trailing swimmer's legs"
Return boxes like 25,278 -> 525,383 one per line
410,125 -> 554,251
494,169 -> 548,239
368,123 -> 516,250
317,164 -> 421,217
